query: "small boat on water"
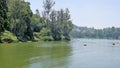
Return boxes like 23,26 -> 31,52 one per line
112,43 -> 115,45
84,43 -> 87,46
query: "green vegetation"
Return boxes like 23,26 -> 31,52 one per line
1,0 -> 119,43
1,30 -> 18,43
70,25 -> 120,39
0,0 -> 73,43
0,0 -> 8,42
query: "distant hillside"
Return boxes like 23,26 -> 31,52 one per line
70,25 -> 120,39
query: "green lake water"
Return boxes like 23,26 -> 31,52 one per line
0,39 -> 120,68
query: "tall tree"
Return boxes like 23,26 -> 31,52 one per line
0,0 -> 8,31
50,10 -> 62,40
7,0 -> 21,33
31,9 -> 43,32
0,0 -> 8,42
7,0 -> 34,41
22,2 -> 34,41
62,8 -> 73,40
43,0 -> 55,28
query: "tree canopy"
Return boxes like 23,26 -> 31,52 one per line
0,0 -> 73,43
70,25 -> 120,40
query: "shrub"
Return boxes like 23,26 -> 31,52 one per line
1,30 -> 18,43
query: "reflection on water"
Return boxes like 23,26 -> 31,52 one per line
0,39 -> 120,68
27,42 -> 72,68
0,41 -> 72,68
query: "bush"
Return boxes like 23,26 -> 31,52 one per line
1,30 -> 18,43
39,28 -> 53,41
33,32 -> 41,41
2,38 -> 13,43
40,36 -> 53,41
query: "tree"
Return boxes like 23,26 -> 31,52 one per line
59,8 -> 73,40
0,0 -> 8,32
0,0 -> 8,42
42,0 -> 73,41
7,0 -> 34,41
7,0 -> 21,33
50,10 -> 62,40
31,9 -> 43,32
43,0 -> 55,28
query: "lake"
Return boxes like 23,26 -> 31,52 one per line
0,39 -> 120,68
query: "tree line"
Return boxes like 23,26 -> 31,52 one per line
0,0 -> 73,43
70,25 -> 120,39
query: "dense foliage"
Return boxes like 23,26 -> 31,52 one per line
0,0 -> 9,42
70,25 -> 120,39
0,0 -> 73,43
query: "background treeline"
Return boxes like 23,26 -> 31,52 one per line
70,25 -> 120,39
0,0 -> 73,43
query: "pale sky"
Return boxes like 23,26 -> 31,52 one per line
26,0 -> 120,29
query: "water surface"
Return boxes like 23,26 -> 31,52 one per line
0,39 -> 120,68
